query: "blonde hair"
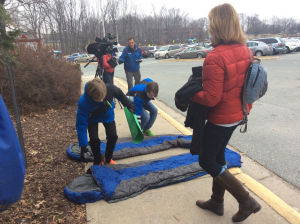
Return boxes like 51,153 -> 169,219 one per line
208,3 -> 246,46
86,78 -> 107,100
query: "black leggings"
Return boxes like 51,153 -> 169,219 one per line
199,121 -> 239,178
88,121 -> 118,164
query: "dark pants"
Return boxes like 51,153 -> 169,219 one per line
199,121 -> 239,178
88,121 -> 118,164
103,71 -> 114,84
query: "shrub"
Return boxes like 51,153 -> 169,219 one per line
0,44 -> 81,115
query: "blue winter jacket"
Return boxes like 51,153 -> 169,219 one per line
76,83 -> 131,147
119,45 -> 142,72
126,78 -> 155,123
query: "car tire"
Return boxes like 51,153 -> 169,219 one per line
273,49 -> 279,55
150,53 -> 154,58
74,60 -> 78,63
155,58 -> 159,60
255,51 -> 263,56
165,54 -> 169,59
197,54 -> 203,58
175,55 -> 181,59
86,59 -> 90,62
283,46 -> 290,54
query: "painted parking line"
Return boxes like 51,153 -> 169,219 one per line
114,76 -> 300,224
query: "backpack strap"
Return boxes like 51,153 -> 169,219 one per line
240,48 -> 253,133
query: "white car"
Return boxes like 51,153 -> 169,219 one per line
113,46 -> 125,60
282,39 -> 298,53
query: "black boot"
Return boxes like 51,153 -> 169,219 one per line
196,179 -> 225,216
89,139 -> 102,165
214,169 -> 261,222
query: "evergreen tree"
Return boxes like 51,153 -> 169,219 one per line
0,4 -> 21,65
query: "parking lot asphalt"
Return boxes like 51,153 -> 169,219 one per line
81,52 -> 300,190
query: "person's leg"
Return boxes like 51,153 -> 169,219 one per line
140,108 -> 150,131
103,72 -> 112,84
125,71 -> 134,90
196,123 -> 238,215
198,122 -> 228,178
133,70 -> 141,86
102,121 -> 118,164
142,101 -> 158,131
87,122 -> 101,165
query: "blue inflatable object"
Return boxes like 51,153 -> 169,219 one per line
0,94 -> 25,213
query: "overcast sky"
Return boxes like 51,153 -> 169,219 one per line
134,0 -> 300,20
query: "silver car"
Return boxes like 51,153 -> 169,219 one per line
174,46 -> 211,59
245,41 -> 273,56
74,54 -> 95,63
148,46 -> 160,58
154,45 -> 183,59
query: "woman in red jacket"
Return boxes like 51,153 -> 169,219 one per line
192,4 -> 261,222
101,53 -> 114,84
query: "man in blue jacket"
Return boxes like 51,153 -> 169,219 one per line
126,78 -> 159,136
76,78 -> 135,167
118,37 -> 143,90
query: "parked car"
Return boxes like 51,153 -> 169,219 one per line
148,46 -> 160,57
289,39 -> 300,51
141,46 -> 150,58
180,44 -> 190,50
74,54 -> 95,63
281,39 -> 298,53
154,44 -> 183,59
66,52 -> 83,61
245,41 -> 273,56
197,42 -> 213,49
174,46 -> 211,59
113,46 -> 125,60
251,37 -> 285,55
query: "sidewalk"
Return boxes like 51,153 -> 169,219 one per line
81,75 -> 300,224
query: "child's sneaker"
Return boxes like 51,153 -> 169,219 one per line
102,158 -> 117,165
143,129 -> 156,136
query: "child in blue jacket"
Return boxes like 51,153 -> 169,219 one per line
126,78 -> 159,136
76,78 -> 135,166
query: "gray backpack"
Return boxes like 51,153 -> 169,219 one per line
240,49 -> 268,133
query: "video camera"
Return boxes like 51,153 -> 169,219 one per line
87,33 -> 118,58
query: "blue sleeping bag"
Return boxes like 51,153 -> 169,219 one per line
0,94 -> 25,212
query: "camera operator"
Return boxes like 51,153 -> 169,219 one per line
118,37 -> 143,90
101,49 -> 114,84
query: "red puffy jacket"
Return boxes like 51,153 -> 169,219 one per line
191,44 -> 253,124
101,55 -> 114,73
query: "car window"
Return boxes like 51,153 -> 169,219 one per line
148,47 -> 154,50
158,46 -> 168,51
143,47 -> 149,50
169,47 -> 173,50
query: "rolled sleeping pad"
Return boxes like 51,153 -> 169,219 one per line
124,107 -> 144,144
0,94 -> 25,213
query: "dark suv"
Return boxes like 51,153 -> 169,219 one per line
251,37 -> 285,55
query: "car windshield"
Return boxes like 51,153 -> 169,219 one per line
158,46 -> 169,51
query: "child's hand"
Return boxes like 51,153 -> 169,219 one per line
127,103 -> 136,114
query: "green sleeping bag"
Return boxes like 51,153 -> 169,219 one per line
124,107 -> 144,144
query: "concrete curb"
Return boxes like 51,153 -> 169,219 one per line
114,76 -> 300,224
